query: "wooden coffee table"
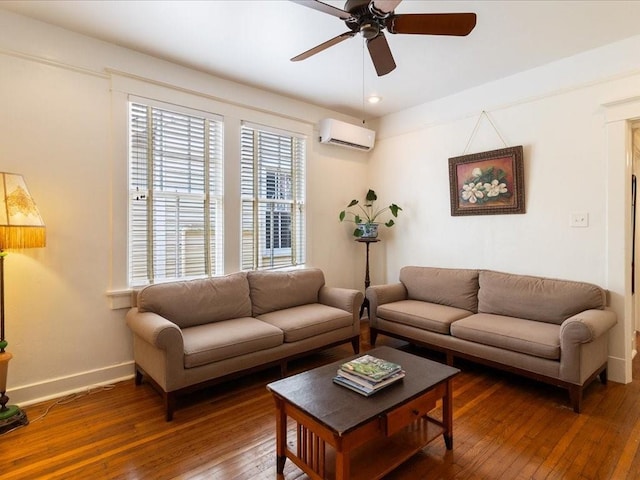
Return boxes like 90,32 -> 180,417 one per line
267,346 -> 460,480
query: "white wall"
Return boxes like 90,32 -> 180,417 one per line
367,35 -> 640,384
0,10 -> 369,405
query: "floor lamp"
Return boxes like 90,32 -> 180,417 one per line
0,172 -> 46,434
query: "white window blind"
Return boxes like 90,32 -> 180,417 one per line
128,101 -> 224,286
241,123 -> 306,270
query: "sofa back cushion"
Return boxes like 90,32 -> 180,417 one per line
477,270 -> 606,324
248,268 -> 325,316
399,266 -> 479,313
137,272 -> 252,328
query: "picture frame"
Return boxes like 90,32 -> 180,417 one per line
448,145 -> 525,216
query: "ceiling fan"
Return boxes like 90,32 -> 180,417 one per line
290,0 -> 477,76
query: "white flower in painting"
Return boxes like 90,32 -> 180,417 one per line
471,168 -> 483,178
461,182 -> 485,203
484,179 -> 508,197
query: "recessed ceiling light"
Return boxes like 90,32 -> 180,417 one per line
367,95 -> 382,104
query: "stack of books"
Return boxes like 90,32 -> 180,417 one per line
333,354 -> 405,396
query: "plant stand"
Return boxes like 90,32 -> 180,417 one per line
356,238 -> 380,319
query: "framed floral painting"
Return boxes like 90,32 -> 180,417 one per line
448,145 -> 525,216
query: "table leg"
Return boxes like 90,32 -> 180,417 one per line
443,378 -> 453,450
335,446 -> 350,480
274,397 -> 287,473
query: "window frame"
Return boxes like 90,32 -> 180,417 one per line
127,97 -> 225,287
108,73 -> 315,309
240,122 -> 306,271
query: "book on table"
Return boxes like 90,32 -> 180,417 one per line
333,354 -> 405,396
333,370 -> 405,395
339,354 -> 402,382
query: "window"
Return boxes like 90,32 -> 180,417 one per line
241,123 -> 305,270
265,171 -> 292,250
128,100 -> 224,286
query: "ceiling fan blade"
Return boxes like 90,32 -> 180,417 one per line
367,32 -> 396,76
387,12 -> 477,36
289,0 -> 352,20
291,31 -> 356,61
371,0 -> 402,14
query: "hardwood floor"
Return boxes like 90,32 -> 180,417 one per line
3,325 -> 640,480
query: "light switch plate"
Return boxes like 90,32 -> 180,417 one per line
570,213 -> 589,227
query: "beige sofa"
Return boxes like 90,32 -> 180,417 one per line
126,268 -> 363,420
366,266 -> 617,412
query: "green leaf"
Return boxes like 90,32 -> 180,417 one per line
339,211 -> 346,221
385,219 -> 395,227
354,215 -> 362,224
353,228 -> 363,237
365,189 -> 377,202
389,204 -> 402,217
347,199 -> 359,208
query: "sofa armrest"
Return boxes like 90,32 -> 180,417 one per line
319,286 -> 364,316
559,309 -> 617,384
319,286 -> 363,337
560,309 -> 617,344
365,283 -> 408,326
125,308 -> 184,352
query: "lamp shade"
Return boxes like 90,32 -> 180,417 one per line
0,172 -> 46,250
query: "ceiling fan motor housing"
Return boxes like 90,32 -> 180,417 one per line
344,0 -> 373,15
344,0 -> 388,39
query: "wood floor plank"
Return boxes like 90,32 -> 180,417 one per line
1,325 -> 638,480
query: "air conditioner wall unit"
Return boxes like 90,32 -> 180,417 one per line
318,118 -> 376,151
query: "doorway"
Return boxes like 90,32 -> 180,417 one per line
634,125 -> 640,340
632,123 -> 640,370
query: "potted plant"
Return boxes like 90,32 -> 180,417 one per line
339,189 -> 402,238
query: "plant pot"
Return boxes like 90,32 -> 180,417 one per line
357,223 -> 379,238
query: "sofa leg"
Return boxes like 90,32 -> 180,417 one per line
446,352 -> 455,367
599,367 -> 608,385
280,361 -> 288,378
568,385 -> 583,413
134,367 -> 144,386
165,392 -> 176,422
369,328 -> 378,347
351,336 -> 360,354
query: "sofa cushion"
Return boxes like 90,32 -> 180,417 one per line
399,266 -> 479,313
248,268 -> 325,316
256,303 -> 352,342
377,300 -> 473,334
477,270 -> 606,325
451,313 -> 561,360
137,272 -> 252,328
182,317 -> 283,368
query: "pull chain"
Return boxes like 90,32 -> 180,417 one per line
362,38 -> 366,125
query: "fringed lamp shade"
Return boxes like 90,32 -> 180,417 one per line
0,173 -> 46,249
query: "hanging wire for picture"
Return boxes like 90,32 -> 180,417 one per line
463,110 -> 509,154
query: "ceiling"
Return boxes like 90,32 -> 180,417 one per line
3,0 -> 640,119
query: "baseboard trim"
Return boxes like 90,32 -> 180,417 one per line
607,355 -> 628,384
9,361 -> 135,407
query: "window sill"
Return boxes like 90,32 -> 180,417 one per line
106,289 -> 134,310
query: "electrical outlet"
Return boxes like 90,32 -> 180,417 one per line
570,213 -> 589,228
